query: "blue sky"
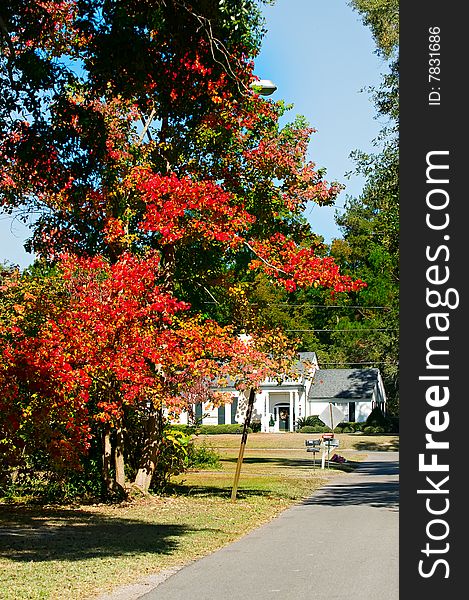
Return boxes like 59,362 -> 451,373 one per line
0,0 -> 386,270
254,0 -> 387,242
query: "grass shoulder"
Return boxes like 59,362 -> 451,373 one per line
0,433 -> 396,599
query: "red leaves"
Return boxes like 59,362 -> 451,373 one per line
134,170 -> 255,246
248,234 -> 367,293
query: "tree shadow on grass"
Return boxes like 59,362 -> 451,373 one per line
0,506 -> 217,562
221,456 -> 358,475
352,440 -> 400,452
222,456 -> 315,469
168,484 -> 277,500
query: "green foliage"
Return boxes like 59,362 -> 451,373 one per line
348,0 -> 399,57
296,415 -> 324,429
365,406 -> 388,427
363,406 -> 398,433
186,442 -> 222,470
172,423 -> 260,435
171,423 -> 253,435
298,426 -> 330,433
327,56 -> 399,414
363,425 -> 386,435
0,458 -> 103,505
150,428 -> 191,493
170,424 -> 198,435
298,420 -> 365,434
172,423 -> 254,435
198,424 -> 252,435
339,421 -> 365,432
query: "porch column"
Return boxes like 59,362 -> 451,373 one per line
289,391 -> 294,432
295,390 -> 300,429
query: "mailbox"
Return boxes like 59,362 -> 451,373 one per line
305,439 -> 321,467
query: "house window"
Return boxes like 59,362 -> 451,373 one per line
231,397 -> 238,424
349,402 -> 355,422
195,403 -> 203,420
218,405 -> 226,425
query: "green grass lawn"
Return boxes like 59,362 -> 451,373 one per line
0,433 -> 398,599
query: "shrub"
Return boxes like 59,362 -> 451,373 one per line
299,425 -> 330,433
198,424 -> 252,434
297,415 -> 324,429
363,425 -> 387,434
186,442 -> 221,470
169,423 -> 252,435
365,407 -> 392,431
0,459 -> 104,504
170,424 -> 197,435
150,428 -> 192,493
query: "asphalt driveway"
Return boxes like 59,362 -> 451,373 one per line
137,451 -> 399,600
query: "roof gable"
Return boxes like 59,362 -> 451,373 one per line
308,368 -> 381,400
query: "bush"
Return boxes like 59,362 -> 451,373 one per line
299,425 -> 330,433
150,428 -> 192,493
338,421 -> 360,432
296,415 -> 325,429
170,423 -> 252,435
0,459 -> 104,504
363,425 -> 387,434
198,424 -> 252,434
186,442 -> 221,470
364,407 -> 394,433
170,424 -> 197,435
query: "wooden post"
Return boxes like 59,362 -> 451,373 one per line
231,388 -> 256,501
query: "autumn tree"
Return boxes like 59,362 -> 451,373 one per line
235,1 -> 400,414
1,1 -> 365,494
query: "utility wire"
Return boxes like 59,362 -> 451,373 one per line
317,361 -> 398,366
203,302 -> 393,309
285,328 -> 398,333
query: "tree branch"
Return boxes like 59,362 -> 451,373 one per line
243,241 -> 288,275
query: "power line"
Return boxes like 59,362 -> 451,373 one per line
286,328 -> 398,333
317,361 -> 398,366
203,302 -> 393,309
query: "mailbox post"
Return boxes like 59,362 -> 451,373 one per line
305,439 -> 321,468
320,434 -> 339,468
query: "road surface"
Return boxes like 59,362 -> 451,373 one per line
137,451 -> 399,600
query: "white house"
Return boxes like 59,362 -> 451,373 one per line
307,368 -> 388,423
177,352 -> 317,432
177,357 -> 388,432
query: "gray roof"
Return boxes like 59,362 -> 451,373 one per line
308,368 -> 381,401
296,352 -> 318,374
212,352 -> 317,390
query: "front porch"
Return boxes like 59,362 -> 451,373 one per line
256,380 -> 307,433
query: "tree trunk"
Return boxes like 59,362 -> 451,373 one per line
161,243 -> 176,292
133,406 -> 163,494
102,423 -> 125,497
114,424 -> 126,489
102,423 -> 114,495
